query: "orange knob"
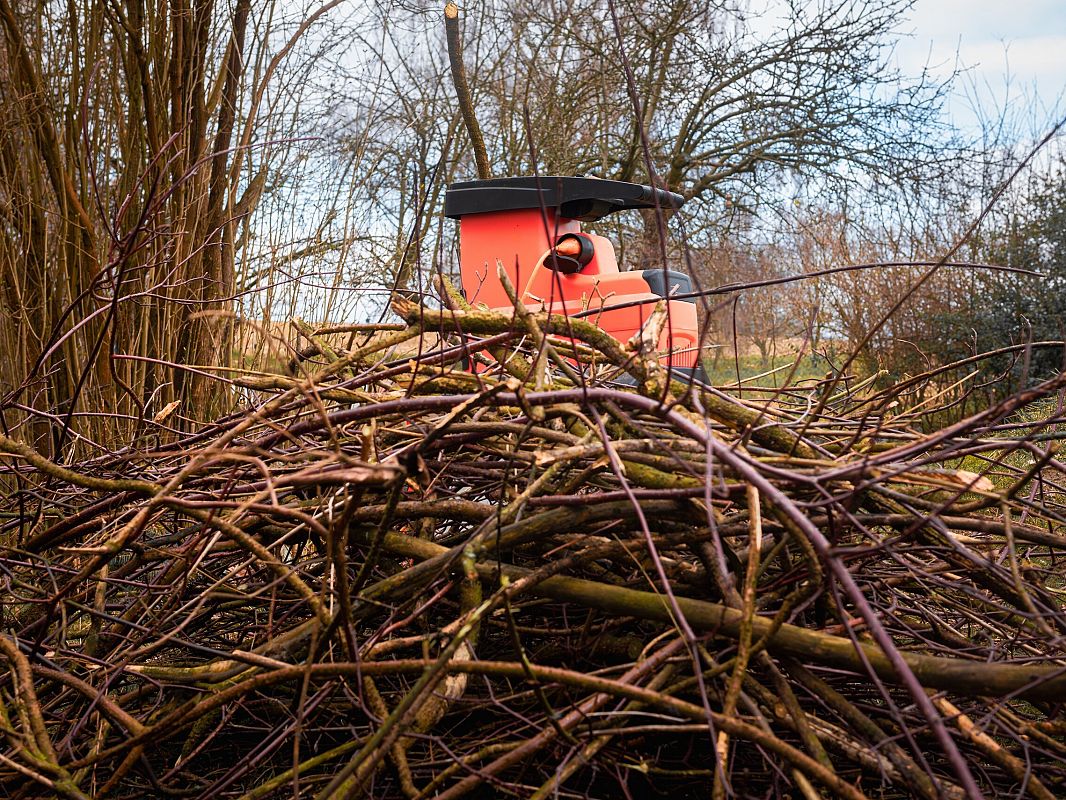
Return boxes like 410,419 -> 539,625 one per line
554,237 -> 582,257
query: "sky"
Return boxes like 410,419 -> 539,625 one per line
895,0 -> 1066,134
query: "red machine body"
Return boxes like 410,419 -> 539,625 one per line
445,177 -> 700,371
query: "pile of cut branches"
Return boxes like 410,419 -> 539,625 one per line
1,282 -> 1065,799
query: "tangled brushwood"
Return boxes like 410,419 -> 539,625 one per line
1,283 -> 1065,799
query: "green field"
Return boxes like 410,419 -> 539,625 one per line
702,351 -> 833,389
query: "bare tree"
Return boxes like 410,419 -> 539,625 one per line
469,0 -> 953,248
687,238 -> 805,371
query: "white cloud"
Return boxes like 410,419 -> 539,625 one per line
902,0 -> 1066,39
894,0 -> 1066,130
957,36 -> 1066,91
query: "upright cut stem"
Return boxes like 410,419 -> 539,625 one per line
444,3 -> 491,179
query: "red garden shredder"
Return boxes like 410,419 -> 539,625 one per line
444,176 -> 701,375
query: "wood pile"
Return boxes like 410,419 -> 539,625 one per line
0,284 -> 1064,799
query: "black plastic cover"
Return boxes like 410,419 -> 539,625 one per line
641,269 -> 695,304
444,176 -> 685,221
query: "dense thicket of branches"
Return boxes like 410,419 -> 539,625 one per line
1,290 -> 1065,798
969,154 -> 1066,381
0,0 -> 251,446
0,0 -> 363,449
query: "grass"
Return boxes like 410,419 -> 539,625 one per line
702,351 -> 831,390
947,398 -> 1065,494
